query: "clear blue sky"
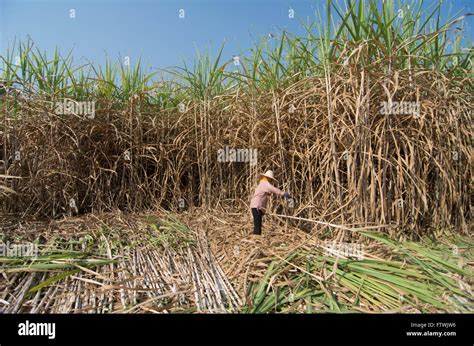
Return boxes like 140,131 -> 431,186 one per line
0,0 -> 472,70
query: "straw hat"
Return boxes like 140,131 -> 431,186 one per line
258,170 -> 277,182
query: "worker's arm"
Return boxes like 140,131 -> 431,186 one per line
266,184 -> 287,197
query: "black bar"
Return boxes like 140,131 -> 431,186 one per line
0,314 -> 472,345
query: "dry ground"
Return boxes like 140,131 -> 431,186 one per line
1,209 -> 472,313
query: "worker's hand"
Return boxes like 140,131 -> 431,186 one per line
283,192 -> 290,199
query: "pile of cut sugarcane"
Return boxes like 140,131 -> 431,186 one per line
0,212 -> 241,313
243,230 -> 473,313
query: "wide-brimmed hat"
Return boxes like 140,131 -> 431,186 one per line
258,170 -> 277,182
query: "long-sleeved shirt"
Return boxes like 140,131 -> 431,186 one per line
250,181 -> 284,212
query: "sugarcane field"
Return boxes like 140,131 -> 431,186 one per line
0,0 -> 473,320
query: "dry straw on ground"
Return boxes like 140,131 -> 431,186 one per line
1,210 -> 472,313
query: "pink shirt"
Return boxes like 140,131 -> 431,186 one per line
250,181 -> 284,212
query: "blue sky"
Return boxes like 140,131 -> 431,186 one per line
0,0 -> 472,70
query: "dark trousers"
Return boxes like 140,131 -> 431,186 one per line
251,208 -> 263,235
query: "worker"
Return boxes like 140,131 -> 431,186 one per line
250,170 -> 290,235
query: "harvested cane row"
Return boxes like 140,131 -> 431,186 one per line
0,212 -> 241,313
